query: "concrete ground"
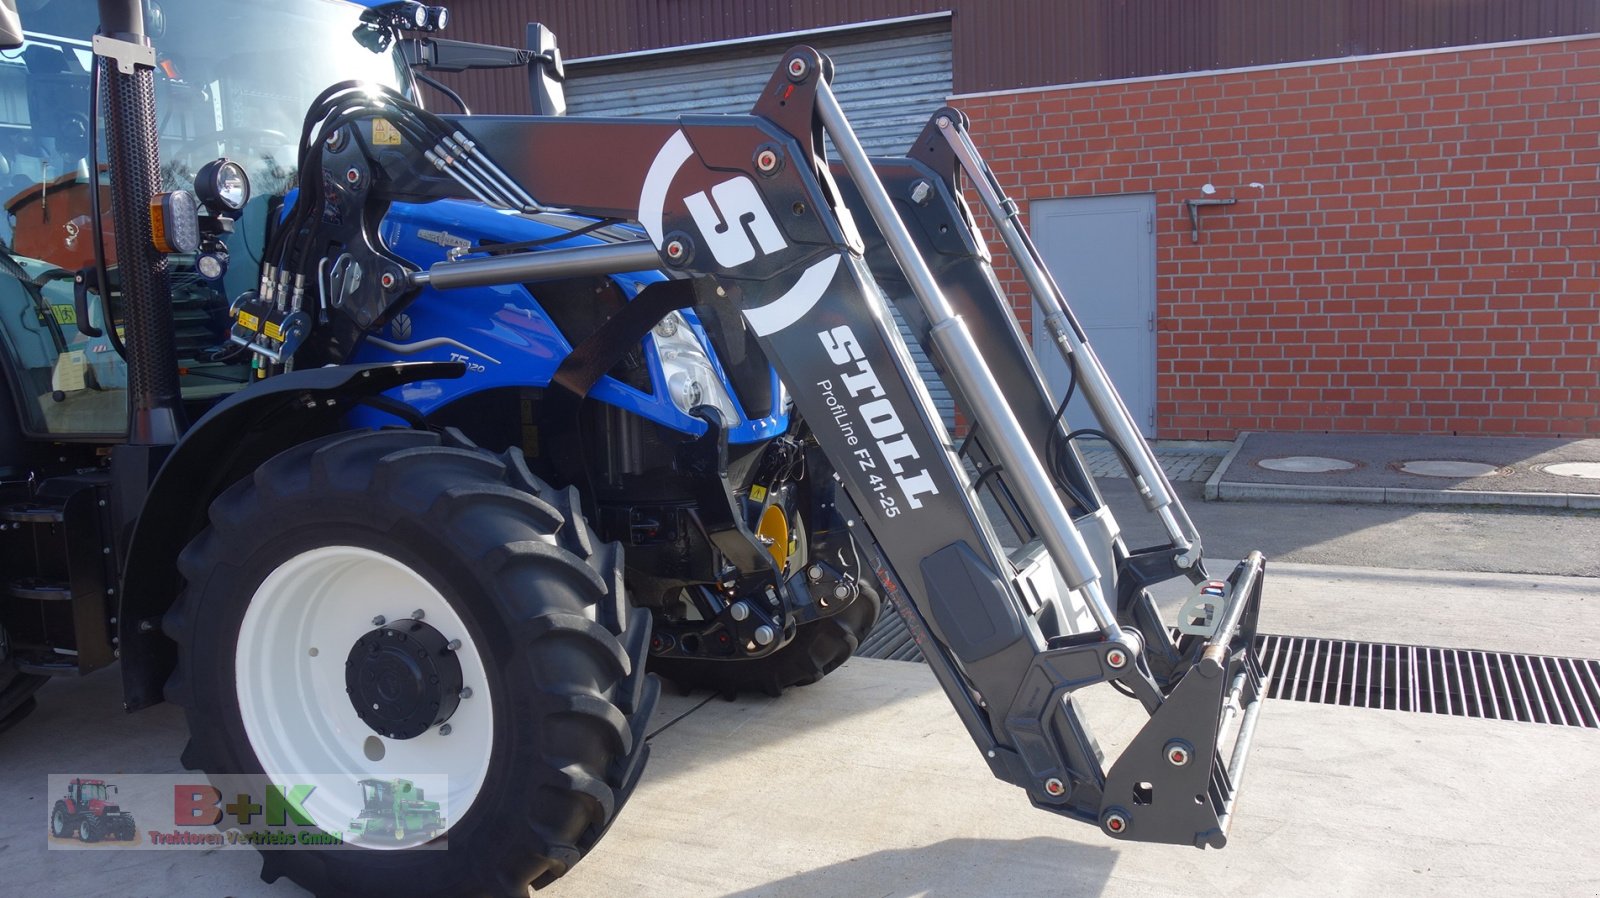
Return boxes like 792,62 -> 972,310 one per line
3,465 -> 1598,897
1211,432 -> 1600,508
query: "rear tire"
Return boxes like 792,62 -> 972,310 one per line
49,803 -> 72,838
0,662 -> 45,735
163,429 -> 658,898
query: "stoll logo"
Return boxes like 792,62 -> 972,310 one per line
47,773 -> 449,851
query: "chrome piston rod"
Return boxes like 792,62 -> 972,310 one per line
941,119 -> 1202,557
815,81 -> 1122,639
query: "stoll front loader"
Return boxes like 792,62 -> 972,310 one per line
0,1 -> 1267,895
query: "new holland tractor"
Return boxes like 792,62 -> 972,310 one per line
0,1 -> 1268,896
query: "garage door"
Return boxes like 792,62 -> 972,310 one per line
565,21 -> 956,427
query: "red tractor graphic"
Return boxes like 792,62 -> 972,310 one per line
50,778 -> 136,842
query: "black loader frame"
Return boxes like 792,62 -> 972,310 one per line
267,47 -> 1269,847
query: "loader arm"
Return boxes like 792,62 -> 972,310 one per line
267,47 -> 1267,848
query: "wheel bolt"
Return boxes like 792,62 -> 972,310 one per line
1044,777 -> 1066,797
1106,648 -> 1128,669
1165,740 -> 1191,766
412,609 -> 425,620
439,724 -> 452,736
1104,811 -> 1128,834
446,639 -> 462,652
372,615 -> 387,626
459,687 -> 473,700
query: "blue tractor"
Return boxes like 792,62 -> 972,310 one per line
0,1 -> 1270,896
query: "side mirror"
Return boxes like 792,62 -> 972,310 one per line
526,23 -> 565,116
0,0 -> 23,51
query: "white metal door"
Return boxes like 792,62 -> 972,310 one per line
1030,194 -> 1158,437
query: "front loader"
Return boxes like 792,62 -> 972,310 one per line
0,1 -> 1267,895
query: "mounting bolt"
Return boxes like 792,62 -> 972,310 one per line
786,56 -> 809,81
1175,552 -> 1195,569
662,234 -> 693,267
1106,648 -> 1128,669
1043,777 -> 1066,797
806,564 -> 823,582
936,115 -> 952,130
412,609 -> 425,620
446,639 -> 462,652
372,615 -> 387,626
753,625 -> 776,646
345,167 -> 361,185
832,583 -> 854,602
1104,811 -> 1129,835
729,602 -> 750,622
439,724 -> 452,736
1165,740 -> 1191,767
459,687 -> 473,700
754,147 -> 781,175
138,620 -> 154,633
380,271 -> 397,290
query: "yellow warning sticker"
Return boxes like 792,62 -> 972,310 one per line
263,319 -> 285,342
748,484 -> 768,503
372,118 -> 402,146
236,311 -> 261,332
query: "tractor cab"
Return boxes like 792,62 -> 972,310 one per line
0,0 -> 414,441
68,777 -> 111,806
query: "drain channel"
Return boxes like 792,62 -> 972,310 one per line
858,613 -> 1600,729
1257,634 -> 1599,728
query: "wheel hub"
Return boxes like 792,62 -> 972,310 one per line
345,619 -> 463,740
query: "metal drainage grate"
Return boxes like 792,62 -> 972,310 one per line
857,613 -> 1600,729
1256,634 -> 1600,729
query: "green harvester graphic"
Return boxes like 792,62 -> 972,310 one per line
348,779 -> 444,842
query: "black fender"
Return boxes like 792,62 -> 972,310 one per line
116,361 -> 464,711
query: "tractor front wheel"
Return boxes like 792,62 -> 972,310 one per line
163,429 -> 658,898
77,820 -> 96,843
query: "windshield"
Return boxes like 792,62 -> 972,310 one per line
149,0 -> 411,199
77,783 -> 106,801
0,0 -> 410,436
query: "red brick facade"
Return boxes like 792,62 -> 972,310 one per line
956,37 -> 1600,439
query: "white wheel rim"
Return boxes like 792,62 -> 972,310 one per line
236,546 -> 494,848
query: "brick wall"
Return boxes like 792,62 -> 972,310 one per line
955,37 -> 1600,439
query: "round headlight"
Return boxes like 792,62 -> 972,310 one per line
195,159 -> 251,214
196,252 -> 227,281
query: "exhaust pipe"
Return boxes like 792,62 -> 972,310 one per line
96,0 -> 185,444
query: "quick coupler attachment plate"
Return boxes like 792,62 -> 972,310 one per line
1100,552 -> 1268,847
